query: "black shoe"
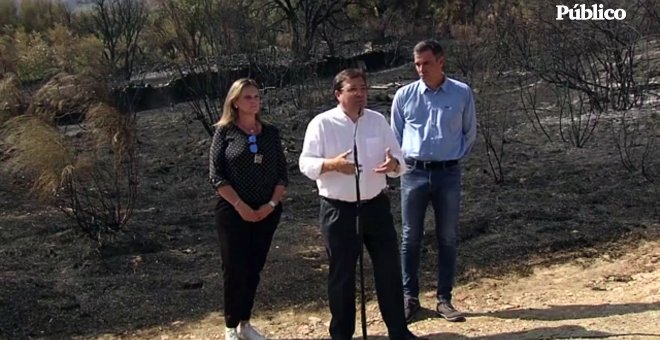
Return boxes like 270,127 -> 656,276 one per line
404,298 -> 421,323
436,300 -> 466,322
391,329 -> 428,340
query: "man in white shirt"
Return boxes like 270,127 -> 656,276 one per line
299,69 -> 424,340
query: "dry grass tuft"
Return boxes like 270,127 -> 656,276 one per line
86,102 -> 135,160
0,73 -> 25,125
26,72 -> 107,124
1,115 -> 74,201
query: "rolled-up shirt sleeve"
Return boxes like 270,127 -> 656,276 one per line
299,117 -> 325,181
209,127 -> 229,189
381,115 -> 406,178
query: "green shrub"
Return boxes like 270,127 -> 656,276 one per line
14,29 -> 57,82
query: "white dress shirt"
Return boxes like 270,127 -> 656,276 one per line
299,105 -> 406,202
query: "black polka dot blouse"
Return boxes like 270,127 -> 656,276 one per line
209,122 -> 288,207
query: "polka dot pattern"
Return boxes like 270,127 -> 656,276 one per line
209,122 -> 288,206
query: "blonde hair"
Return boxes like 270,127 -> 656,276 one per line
215,78 -> 261,127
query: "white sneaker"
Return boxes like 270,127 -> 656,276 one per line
225,327 -> 241,340
237,321 -> 266,340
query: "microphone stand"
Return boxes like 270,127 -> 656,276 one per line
352,112 -> 367,340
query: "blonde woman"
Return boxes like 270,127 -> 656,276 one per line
209,78 -> 288,340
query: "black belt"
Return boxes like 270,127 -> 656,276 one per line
405,158 -> 458,170
322,191 -> 385,205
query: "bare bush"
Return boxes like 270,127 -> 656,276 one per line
289,65 -> 329,116
59,103 -> 138,243
554,85 -> 604,148
450,10 -> 513,183
478,85 -> 507,184
154,0 -> 234,136
1,74 -> 138,246
496,1 -> 656,149
87,0 -> 148,80
516,75 -> 553,142
447,24 -> 494,82
264,0 -> 352,61
473,65 -> 517,183
537,21 -> 646,113
613,105 -> 659,183
491,2 -> 556,143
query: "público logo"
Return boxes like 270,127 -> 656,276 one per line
556,4 -> 626,20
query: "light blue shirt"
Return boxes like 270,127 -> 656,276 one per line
391,78 -> 477,161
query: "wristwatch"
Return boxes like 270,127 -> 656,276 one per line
267,200 -> 277,208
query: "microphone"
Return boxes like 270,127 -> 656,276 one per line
353,110 -> 362,216
352,108 -> 367,340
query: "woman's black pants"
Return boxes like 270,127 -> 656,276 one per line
215,200 -> 282,328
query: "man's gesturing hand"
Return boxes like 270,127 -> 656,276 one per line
373,147 -> 398,173
324,149 -> 355,175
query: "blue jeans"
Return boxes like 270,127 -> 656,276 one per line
400,164 -> 461,302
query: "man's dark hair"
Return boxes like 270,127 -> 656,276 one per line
333,68 -> 367,92
414,39 -> 444,57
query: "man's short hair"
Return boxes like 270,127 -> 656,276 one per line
333,68 -> 367,92
414,39 -> 444,57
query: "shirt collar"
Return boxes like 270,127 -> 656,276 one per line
418,76 -> 451,94
332,105 -> 365,120
329,105 -> 346,118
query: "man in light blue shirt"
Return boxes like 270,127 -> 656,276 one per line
391,39 -> 477,323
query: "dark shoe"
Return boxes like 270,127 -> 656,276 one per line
391,329 -> 428,340
436,300 -> 466,322
404,298 -> 421,323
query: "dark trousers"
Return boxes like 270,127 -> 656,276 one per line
215,200 -> 282,327
319,193 -> 408,340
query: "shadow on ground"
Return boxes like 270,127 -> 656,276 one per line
272,325 -> 658,340
466,302 -> 660,321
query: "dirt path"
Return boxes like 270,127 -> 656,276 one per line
92,240 -> 659,340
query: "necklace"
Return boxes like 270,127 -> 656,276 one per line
237,120 -> 258,134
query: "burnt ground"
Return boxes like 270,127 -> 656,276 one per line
1,67 -> 658,340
